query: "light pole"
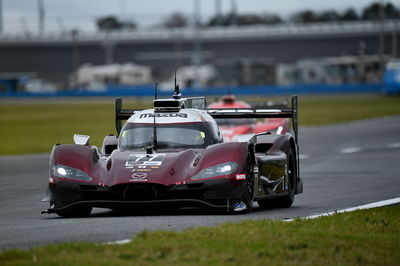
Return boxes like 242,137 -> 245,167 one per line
192,0 -> 203,87
0,0 -> 3,34
38,0 -> 45,35
378,0 -> 386,77
192,0 -> 202,66
215,0 -> 221,25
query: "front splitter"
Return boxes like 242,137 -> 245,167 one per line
41,198 -> 231,214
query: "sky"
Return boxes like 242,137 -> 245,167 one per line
0,0 -> 382,33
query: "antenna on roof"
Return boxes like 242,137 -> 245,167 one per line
173,69 -> 181,99
154,82 -> 158,100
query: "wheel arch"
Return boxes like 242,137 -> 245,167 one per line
289,136 -> 301,194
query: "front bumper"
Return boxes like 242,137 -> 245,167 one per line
43,178 -> 246,213
42,198 -> 231,214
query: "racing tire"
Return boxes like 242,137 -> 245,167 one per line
258,148 -> 295,209
230,156 -> 254,213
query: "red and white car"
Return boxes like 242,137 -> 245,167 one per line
208,95 -> 290,142
41,92 -> 302,217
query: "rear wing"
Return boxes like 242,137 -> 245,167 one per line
207,96 -> 298,142
115,97 -> 207,135
115,96 -> 298,142
115,98 -> 138,135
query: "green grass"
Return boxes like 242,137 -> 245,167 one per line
0,99 -> 149,155
1,95 -> 400,155
1,205 -> 399,265
298,96 -> 400,126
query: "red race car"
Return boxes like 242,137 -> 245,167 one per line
42,87 -> 302,217
208,95 -> 290,142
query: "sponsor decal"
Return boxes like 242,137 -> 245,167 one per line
129,172 -> 148,182
129,178 -> 148,182
284,163 -> 288,190
235,174 -> 246,180
142,161 -> 162,166
150,166 -> 160,169
137,169 -> 152,172
125,154 -> 165,168
186,98 -> 206,109
132,172 -> 147,178
139,113 -> 188,119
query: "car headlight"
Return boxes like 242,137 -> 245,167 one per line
52,164 -> 92,181
191,162 -> 238,180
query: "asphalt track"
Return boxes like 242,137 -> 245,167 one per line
1,116 -> 400,249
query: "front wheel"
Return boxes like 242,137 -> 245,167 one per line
231,156 -> 254,213
258,148 -> 295,209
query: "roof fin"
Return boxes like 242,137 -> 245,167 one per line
173,69 -> 181,99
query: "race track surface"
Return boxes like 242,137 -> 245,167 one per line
1,116 -> 400,249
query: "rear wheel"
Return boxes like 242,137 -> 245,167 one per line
258,148 -> 295,209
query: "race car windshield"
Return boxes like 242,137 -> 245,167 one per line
215,118 -> 256,126
119,123 -> 213,150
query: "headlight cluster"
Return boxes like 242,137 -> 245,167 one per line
52,164 -> 92,181
191,162 -> 238,180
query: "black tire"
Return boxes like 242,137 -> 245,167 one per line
230,156 -> 254,213
243,158 -> 255,211
257,148 -> 295,209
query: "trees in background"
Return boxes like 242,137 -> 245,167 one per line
362,2 -> 400,20
95,1 -> 400,30
96,16 -> 136,31
162,12 -> 188,28
207,13 -> 282,27
287,2 -> 399,24
206,1 -> 399,27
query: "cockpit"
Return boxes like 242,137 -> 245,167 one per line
119,122 -> 219,150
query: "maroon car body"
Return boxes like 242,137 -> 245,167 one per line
42,96 -> 302,217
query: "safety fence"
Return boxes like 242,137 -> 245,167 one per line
0,83 -> 397,98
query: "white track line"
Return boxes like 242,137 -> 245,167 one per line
388,142 -> 400,149
106,239 -> 132,245
105,197 -> 400,244
284,197 -> 400,222
340,147 -> 362,154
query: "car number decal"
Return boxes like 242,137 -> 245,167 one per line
125,154 -> 165,168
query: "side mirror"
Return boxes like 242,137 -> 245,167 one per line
73,134 -> 90,145
101,134 -> 118,155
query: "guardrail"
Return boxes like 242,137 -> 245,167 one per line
0,20 -> 398,44
0,83 -> 391,98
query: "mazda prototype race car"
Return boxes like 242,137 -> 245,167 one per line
42,90 -> 303,217
208,94 -> 290,141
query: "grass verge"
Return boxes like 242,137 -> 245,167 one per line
1,205 -> 399,265
1,95 -> 400,155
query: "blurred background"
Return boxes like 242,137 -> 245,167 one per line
0,0 -> 399,96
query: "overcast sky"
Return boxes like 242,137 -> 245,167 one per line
1,0 -> 383,33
